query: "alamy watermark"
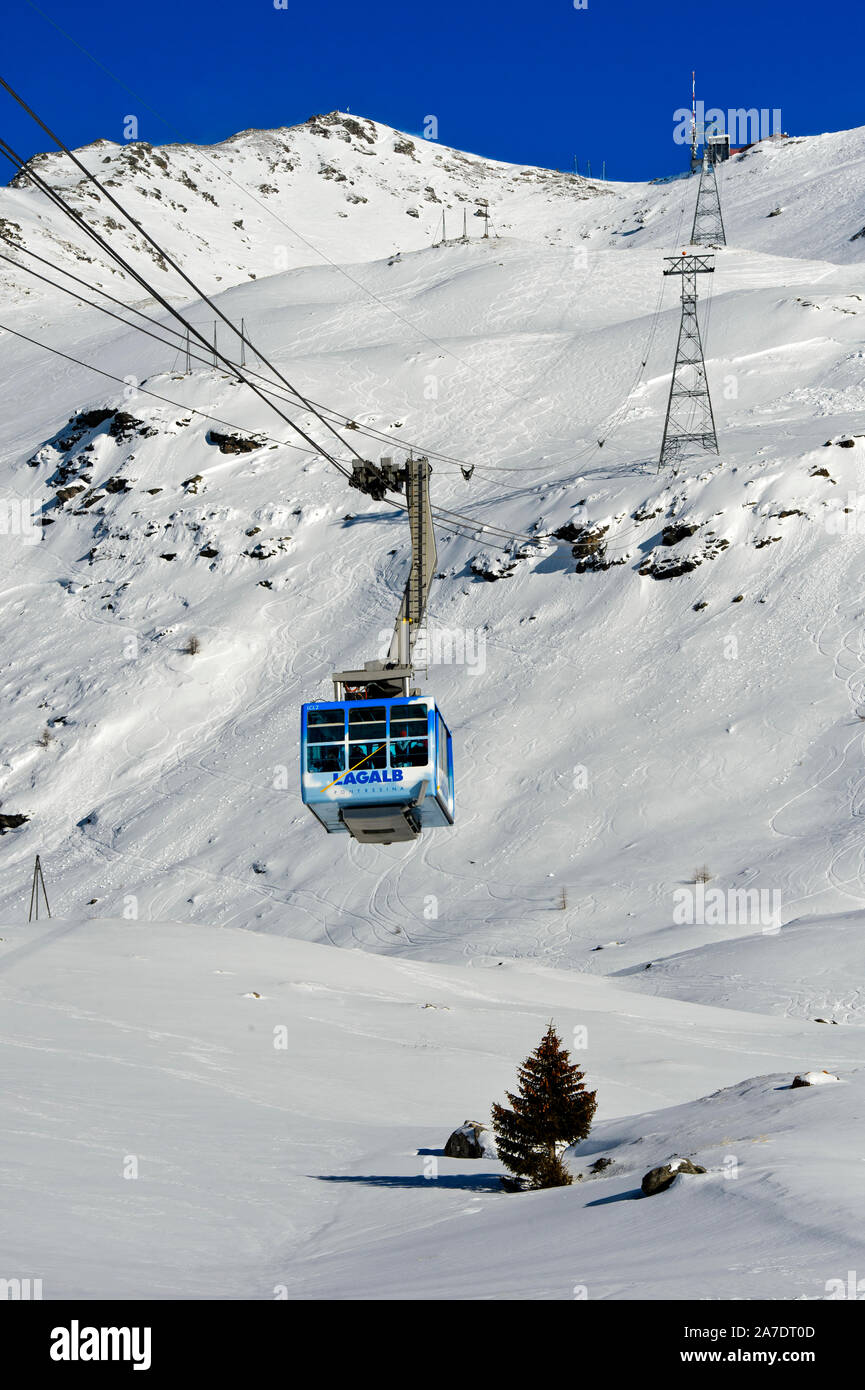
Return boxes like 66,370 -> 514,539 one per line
825,1271 -> 865,1299
673,104 -> 783,147
673,884 -> 781,932
0,497 -> 41,546
0,1277 -> 42,1299
825,491 -> 865,535
376,624 -> 486,674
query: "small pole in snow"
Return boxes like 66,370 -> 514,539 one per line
240,317 -> 247,368
28,855 -> 51,921
212,322 -> 217,368
463,208 -> 467,240
184,325 -> 191,373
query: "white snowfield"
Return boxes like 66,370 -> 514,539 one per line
2,111 -> 865,1298
2,917 -> 864,1301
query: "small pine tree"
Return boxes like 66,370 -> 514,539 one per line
491,1023 -> 597,1190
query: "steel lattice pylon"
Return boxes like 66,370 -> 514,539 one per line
658,252 -> 719,473
690,149 -> 726,247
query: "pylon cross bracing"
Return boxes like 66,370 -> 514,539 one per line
658,252 -> 719,473
690,149 -> 726,247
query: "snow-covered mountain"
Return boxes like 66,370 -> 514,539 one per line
3,111 -> 865,1299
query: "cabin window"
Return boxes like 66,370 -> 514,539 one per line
391,739 -> 428,767
306,708 -> 345,773
349,741 -> 387,770
348,706 -> 387,738
307,708 -> 345,744
343,706 -> 387,771
390,703 -> 429,767
436,713 -> 449,788
307,742 -> 345,773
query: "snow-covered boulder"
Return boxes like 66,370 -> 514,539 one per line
791,1070 -> 841,1088
641,1157 -> 706,1196
443,1121 -> 497,1159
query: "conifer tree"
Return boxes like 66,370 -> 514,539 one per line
491,1023 -> 597,1190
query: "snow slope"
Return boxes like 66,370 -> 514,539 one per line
618,908 -> 865,1025
3,121 -> 865,958
2,917 -> 864,1300
3,111 -> 865,1298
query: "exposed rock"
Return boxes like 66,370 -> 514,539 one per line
640,554 -> 700,580
70,407 -> 115,433
443,1121 -> 496,1159
206,431 -> 263,455
0,217 -> 25,246
641,1158 -> 706,1195
471,550 -> 518,581
552,518 -> 589,543
640,536 -> 729,580
55,485 -> 86,505
661,522 -> 699,546
245,538 -> 291,560
108,412 -> 156,442
103,476 -> 135,493
553,521 -> 620,572
791,1070 -> 841,1088
0,813 -> 29,833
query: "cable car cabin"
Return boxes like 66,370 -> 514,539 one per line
301,696 -> 454,845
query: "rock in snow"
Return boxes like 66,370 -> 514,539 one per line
641,1158 -> 707,1196
443,1121 -> 497,1158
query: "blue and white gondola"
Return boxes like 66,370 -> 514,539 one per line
301,694 -> 454,843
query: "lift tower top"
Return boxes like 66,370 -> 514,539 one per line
331,455 -> 437,701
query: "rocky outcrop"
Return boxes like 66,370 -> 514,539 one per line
641,1158 -> 706,1195
207,431 -> 264,455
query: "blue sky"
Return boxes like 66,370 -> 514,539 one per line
2,0 -> 860,183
